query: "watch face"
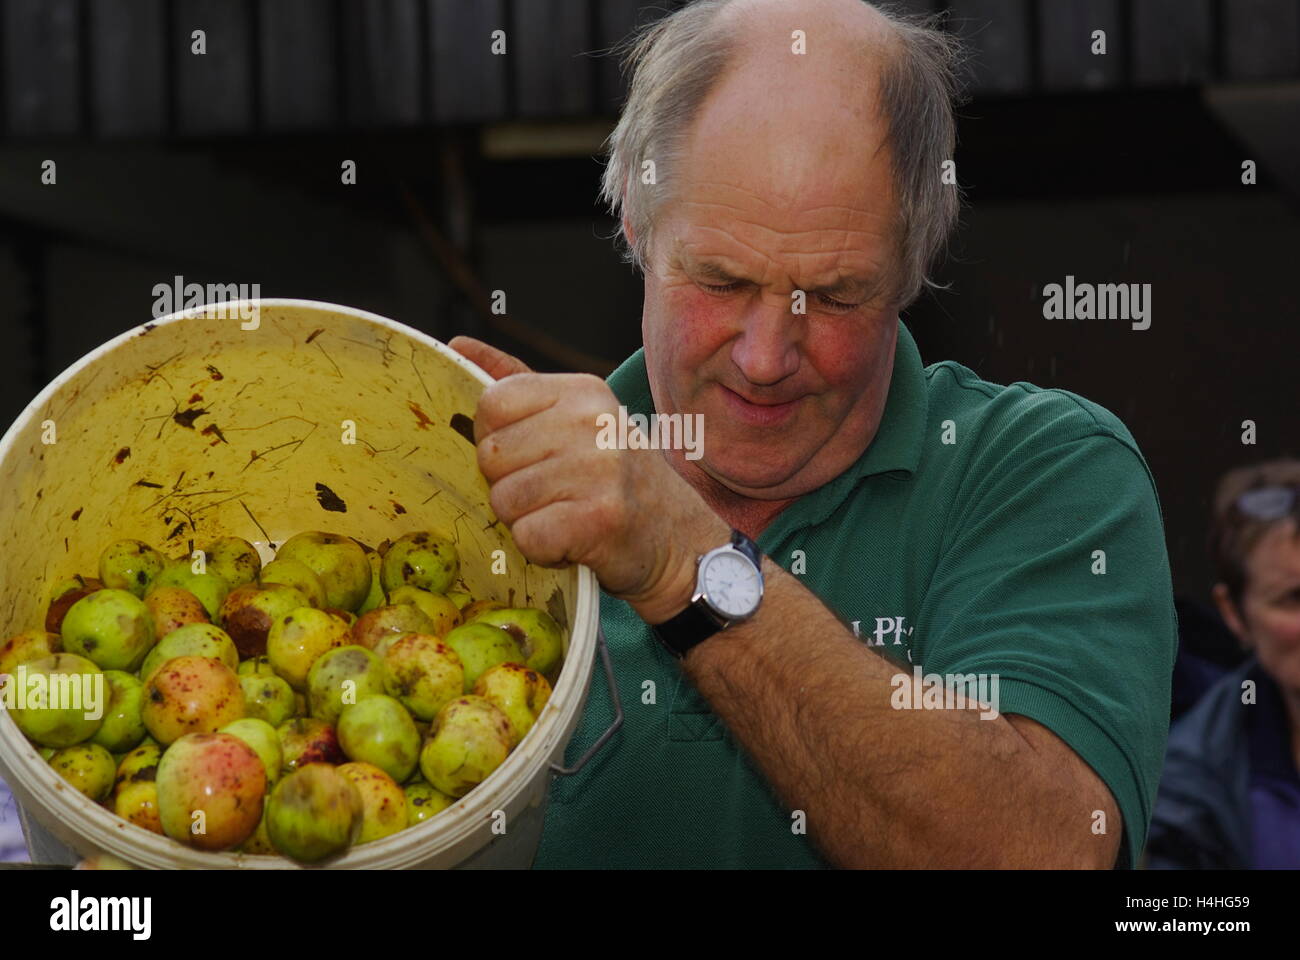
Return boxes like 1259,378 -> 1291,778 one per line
701,549 -> 762,619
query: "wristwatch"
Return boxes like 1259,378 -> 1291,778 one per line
650,529 -> 765,659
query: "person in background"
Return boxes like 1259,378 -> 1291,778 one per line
1147,458 -> 1300,868
0,778 -> 30,863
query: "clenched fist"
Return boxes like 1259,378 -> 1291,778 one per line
448,336 -> 728,625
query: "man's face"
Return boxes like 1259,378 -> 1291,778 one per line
1240,519 -> 1300,697
639,35 -> 902,500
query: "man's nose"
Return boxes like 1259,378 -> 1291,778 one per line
731,299 -> 802,386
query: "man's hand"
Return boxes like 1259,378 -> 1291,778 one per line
447,336 -> 728,624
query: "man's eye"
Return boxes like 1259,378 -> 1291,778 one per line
816,293 -> 859,312
700,280 -> 743,294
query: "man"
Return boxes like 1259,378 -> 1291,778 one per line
450,0 -> 1176,868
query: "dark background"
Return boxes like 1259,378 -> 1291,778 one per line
0,0 -> 1297,616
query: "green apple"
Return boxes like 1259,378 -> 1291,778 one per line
473,608 -> 565,679
89,670 -> 147,752
61,588 -> 156,672
405,781 -> 454,825
112,741 -> 163,834
337,761 -> 407,844
460,599 -> 506,623
442,622 -> 525,692
138,622 -> 238,683
266,607 -> 351,690
49,743 -> 116,800
240,673 -> 296,728
444,590 -> 472,611
98,539 -> 165,598
419,696 -> 513,798
386,587 -> 461,636
381,634 -> 464,721
337,694 -> 420,783
220,717 -> 284,786
259,558 -> 326,607
380,532 -> 458,595
306,645 -> 386,725
276,531 -> 372,612
203,536 -> 262,590
473,662 -> 553,748
266,764 -> 363,863
9,653 -> 104,747
221,583 -> 312,659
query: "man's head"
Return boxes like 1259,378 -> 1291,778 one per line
1209,459 -> 1300,696
602,0 -> 961,500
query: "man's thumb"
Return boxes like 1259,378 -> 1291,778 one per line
447,336 -> 534,380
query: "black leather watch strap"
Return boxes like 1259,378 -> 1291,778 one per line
651,600 -> 722,660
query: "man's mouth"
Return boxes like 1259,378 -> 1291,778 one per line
718,384 -> 804,427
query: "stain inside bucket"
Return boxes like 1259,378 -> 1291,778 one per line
315,483 -> 347,513
450,413 -> 475,445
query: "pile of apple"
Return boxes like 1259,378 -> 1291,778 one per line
0,530 -> 564,863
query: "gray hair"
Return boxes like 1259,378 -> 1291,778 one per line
599,0 -> 965,308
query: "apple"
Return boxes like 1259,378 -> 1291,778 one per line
221,583 -> 312,659
442,622 -> 525,692
472,608 -> 565,679
203,536 -> 262,590
141,655 -> 245,745
387,587 -> 461,636
276,531 -> 372,612
380,532 -> 458,595
404,781 -> 454,825
138,622 -> 239,683
266,764 -> 363,863
60,588 -> 155,672
9,653 -> 104,747
98,539 -> 165,598
277,717 -> 346,773
143,586 -> 209,641
149,559 -> 230,622
337,695 -> 420,783
337,761 -> 407,844
349,603 -> 435,651
49,743 -> 116,800
444,590 -> 472,611
0,628 -> 61,677
89,670 -> 147,752
220,717 -> 284,786
381,633 -> 464,721
113,741 -> 163,834
156,732 -> 265,851
239,806 -> 275,855
259,558 -> 327,607
420,696 -> 513,798
240,672 -> 296,728
460,599 -> 507,623
306,645 -> 387,725
473,662 -> 553,747
266,607 -> 352,690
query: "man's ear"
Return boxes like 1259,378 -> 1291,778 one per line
1211,582 -> 1252,649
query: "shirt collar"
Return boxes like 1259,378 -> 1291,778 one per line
606,317 -> 930,534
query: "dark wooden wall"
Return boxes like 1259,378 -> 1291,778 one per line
2,0 -> 1298,139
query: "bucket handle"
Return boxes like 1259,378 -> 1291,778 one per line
550,623 -> 622,776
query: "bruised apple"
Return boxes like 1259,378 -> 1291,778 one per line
156,732 -> 265,851
141,655 -> 244,745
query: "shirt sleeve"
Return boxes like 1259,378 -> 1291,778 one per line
911,416 -> 1178,869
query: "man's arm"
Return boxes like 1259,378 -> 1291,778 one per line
665,532 -> 1121,869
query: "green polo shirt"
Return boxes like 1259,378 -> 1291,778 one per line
533,318 -> 1176,869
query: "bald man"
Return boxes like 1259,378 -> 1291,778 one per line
452,0 -> 1175,868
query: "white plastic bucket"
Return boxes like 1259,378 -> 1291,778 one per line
0,299 -> 602,868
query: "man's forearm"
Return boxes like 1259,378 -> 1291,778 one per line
680,556 -> 1114,868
